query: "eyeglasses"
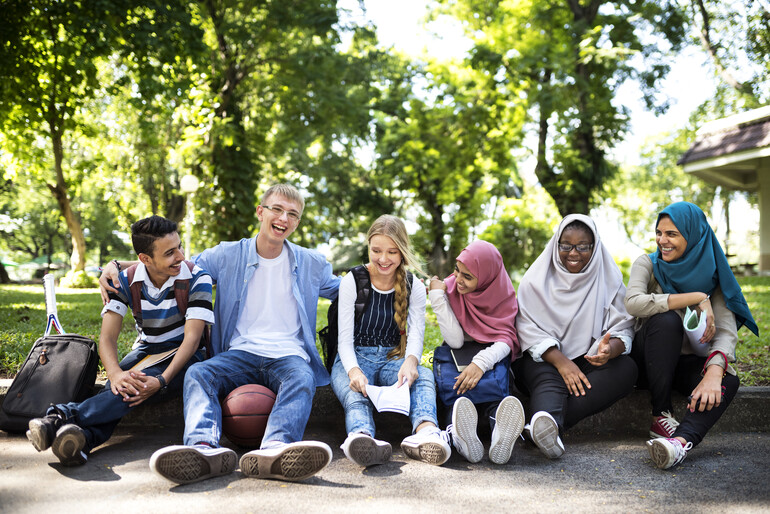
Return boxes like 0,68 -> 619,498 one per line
261,205 -> 301,222
558,243 -> 594,253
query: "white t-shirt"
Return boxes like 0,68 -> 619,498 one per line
228,248 -> 308,362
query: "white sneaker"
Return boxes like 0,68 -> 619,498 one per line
400,427 -> 451,466
150,445 -> 237,485
528,411 -> 565,459
340,432 -> 392,467
448,397 -> 483,463
489,396 -> 525,465
647,437 -> 693,469
239,441 -> 332,481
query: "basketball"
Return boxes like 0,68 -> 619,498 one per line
221,384 -> 276,448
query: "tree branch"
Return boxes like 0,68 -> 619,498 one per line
690,0 -> 750,93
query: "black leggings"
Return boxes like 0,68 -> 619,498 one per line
631,311 -> 739,447
513,350 -> 638,432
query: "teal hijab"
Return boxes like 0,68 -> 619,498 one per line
649,201 -> 758,336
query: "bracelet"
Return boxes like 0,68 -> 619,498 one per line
111,259 -> 122,272
155,374 -> 168,390
702,350 -> 728,377
698,294 -> 710,305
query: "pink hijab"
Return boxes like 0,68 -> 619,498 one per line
445,240 -> 520,359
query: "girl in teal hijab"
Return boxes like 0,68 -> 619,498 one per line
649,201 -> 757,336
625,201 -> 757,471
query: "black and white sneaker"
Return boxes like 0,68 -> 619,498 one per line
341,433 -> 392,467
150,445 -> 237,485
27,412 -> 64,452
239,441 -> 332,481
401,428 -> 452,466
527,411 -> 565,459
51,424 -> 87,466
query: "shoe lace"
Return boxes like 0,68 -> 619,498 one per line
673,439 -> 693,463
438,427 -> 452,445
658,411 -> 680,432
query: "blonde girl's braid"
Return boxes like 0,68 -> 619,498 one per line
388,263 -> 408,360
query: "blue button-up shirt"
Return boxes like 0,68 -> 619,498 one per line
192,235 -> 340,386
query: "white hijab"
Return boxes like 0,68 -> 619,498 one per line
516,214 -> 634,360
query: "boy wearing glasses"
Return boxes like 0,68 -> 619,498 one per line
100,184 -> 340,484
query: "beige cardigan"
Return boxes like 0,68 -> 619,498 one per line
624,254 -> 738,375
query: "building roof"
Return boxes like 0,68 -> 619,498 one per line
678,105 -> 770,166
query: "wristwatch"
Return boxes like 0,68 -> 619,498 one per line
155,374 -> 168,391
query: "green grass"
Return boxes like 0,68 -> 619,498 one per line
2,278 -> 768,385
733,276 -> 770,386
0,285 -> 135,377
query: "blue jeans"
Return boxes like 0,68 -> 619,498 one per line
182,350 -> 315,448
330,346 -> 439,438
52,342 -> 204,453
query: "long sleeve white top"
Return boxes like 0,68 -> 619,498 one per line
338,272 -> 427,374
428,288 -> 510,373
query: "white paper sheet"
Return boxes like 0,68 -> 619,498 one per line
365,378 -> 410,416
683,307 -> 710,357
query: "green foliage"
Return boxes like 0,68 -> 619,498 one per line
686,0 -> 769,105
0,171 -> 68,263
176,0 -> 386,248
373,59 -> 524,276
0,0 -> 209,271
604,127 -> 718,250
479,188 -> 560,273
435,0 -> 689,216
59,270 -> 98,289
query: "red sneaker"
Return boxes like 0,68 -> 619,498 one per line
649,410 -> 679,438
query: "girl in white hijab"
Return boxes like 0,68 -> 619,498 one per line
514,214 -> 636,459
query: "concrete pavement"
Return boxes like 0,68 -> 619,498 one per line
1,383 -> 769,513
1,425 -> 768,513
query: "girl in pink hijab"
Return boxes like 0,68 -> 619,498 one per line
429,240 -> 525,465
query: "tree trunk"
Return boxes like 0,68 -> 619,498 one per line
0,261 -> 10,284
47,127 -> 87,272
426,197 -> 449,277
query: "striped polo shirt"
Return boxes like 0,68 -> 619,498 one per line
102,262 -> 214,347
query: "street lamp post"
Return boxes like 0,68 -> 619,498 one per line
179,174 -> 200,258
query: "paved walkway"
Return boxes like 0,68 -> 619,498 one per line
2,383 -> 769,512
1,426 -> 768,513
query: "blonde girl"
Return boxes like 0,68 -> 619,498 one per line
332,215 -> 450,467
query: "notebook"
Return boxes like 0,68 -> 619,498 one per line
450,341 -> 489,371
129,348 -> 178,371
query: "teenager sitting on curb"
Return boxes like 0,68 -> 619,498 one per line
100,184 -> 340,484
29,215 -> 213,466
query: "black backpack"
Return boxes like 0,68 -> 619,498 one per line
318,265 -> 413,373
0,334 -> 98,433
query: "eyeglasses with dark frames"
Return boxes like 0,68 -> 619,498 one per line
261,205 -> 301,222
557,243 -> 594,253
